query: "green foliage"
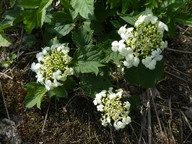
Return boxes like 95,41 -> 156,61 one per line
0,10 -> 20,30
48,86 -> 68,98
0,32 -> 12,47
46,11 -> 75,38
24,82 -> 47,109
1,0 -> 191,109
124,60 -> 164,88
80,74 -> 112,98
19,0 -> 53,33
71,0 -> 95,19
74,61 -> 104,75
72,21 -> 93,48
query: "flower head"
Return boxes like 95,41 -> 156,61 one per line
93,88 -> 131,130
111,13 -> 168,70
31,44 -> 74,90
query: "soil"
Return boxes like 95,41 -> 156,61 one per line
0,27 -> 192,144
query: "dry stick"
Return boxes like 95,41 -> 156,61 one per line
151,91 -> 164,141
165,70 -> 188,82
0,72 -> 13,79
41,101 -> 50,134
168,99 -> 176,144
147,89 -> 152,144
0,82 -> 10,120
166,48 -> 192,54
180,111 -> 192,132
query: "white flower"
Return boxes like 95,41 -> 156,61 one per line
111,41 -> 119,52
148,59 -> 157,70
135,15 -> 147,26
36,73 -> 44,83
36,52 -> 44,62
106,117 -> 111,124
124,101 -> 131,108
122,117 -> 131,125
45,80 -> 53,91
42,47 -> 50,55
53,70 -> 62,80
94,88 -> 131,130
142,56 -> 152,66
109,93 -> 116,99
132,57 -> 140,67
150,15 -> 158,24
160,41 -> 168,49
101,119 -> 108,127
31,62 -> 41,73
125,54 -> 134,62
127,27 -> 134,33
53,79 -> 62,87
123,61 -> 133,68
158,21 -> 168,32
114,121 -> 125,130
97,104 -> 104,111
118,25 -> 127,35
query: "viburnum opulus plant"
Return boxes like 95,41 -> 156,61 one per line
31,43 -> 74,91
93,88 -> 131,130
112,13 -> 168,70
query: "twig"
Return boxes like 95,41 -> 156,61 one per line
147,89 -> 152,144
0,72 -> 13,79
0,82 -> 10,120
41,101 -> 50,134
165,70 -> 188,82
166,48 -> 192,54
168,99 -> 176,144
151,89 -> 164,142
180,111 -> 192,132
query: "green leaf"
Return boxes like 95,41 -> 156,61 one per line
10,0 -> 16,7
96,41 -> 123,65
73,45 -> 102,61
18,0 -> 40,9
46,11 -> 75,37
48,85 -> 68,98
119,9 -> 153,26
0,32 -> 12,47
21,0 -> 53,33
0,10 -> 20,30
80,74 -> 112,98
24,82 -> 47,109
175,13 -> 192,26
124,60 -> 164,88
72,21 -> 93,47
60,0 -> 73,10
74,61 -> 104,75
71,0 -> 94,19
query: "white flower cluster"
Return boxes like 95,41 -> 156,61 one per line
112,14 -> 168,70
93,87 -> 131,130
31,44 -> 74,91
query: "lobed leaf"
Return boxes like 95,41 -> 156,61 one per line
71,0 -> 94,19
74,61 -> 104,75
24,82 -> 47,109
